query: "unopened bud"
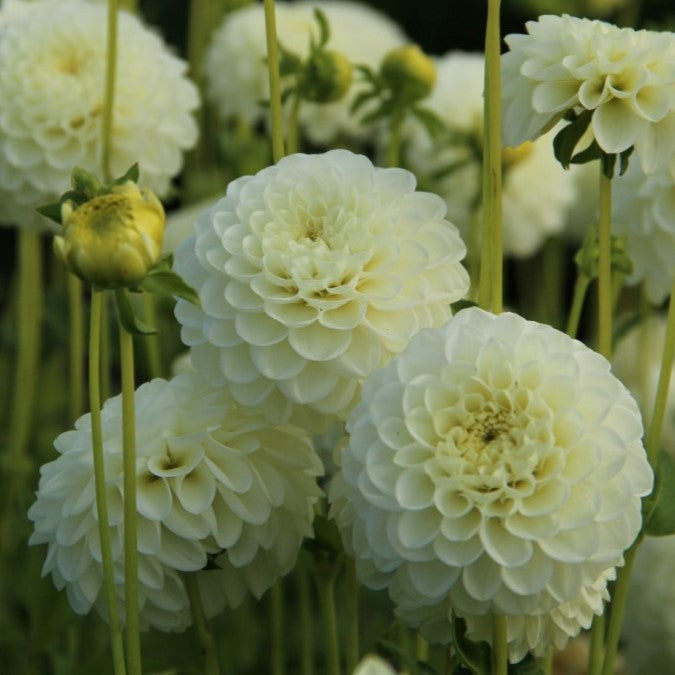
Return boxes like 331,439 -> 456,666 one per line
380,44 -> 436,102
301,49 -> 353,103
54,181 -> 165,288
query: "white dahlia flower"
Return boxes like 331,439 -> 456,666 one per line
28,373 -> 323,632
614,315 -> 675,456
613,162 -> 675,304
0,0 -> 199,228
173,149 -> 470,426
623,535 -> 675,675
404,52 -> 576,259
205,1 -> 406,144
331,307 -> 653,662
502,14 -> 675,173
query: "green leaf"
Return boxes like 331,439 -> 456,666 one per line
412,106 -> 447,139
114,288 -> 158,336
451,616 -> 491,675
36,202 -> 64,225
643,450 -> 675,536
139,269 -> 200,306
313,7 -> 330,47
552,109 -> 593,169
110,162 -> 140,187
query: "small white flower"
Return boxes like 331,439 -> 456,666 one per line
613,162 -> 675,304
205,1 -> 406,144
28,373 -> 323,631
173,149 -> 470,426
331,307 -> 652,661
0,0 -> 199,228
502,14 -> 675,173
404,52 -> 576,258
623,535 -> 675,675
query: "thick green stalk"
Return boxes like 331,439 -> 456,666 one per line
89,290 -> 127,675
68,274 -> 85,422
645,274 -> 675,465
597,170 -> 612,359
286,94 -> 302,155
270,581 -> 285,675
102,0 -> 119,183
492,614 -> 508,675
344,561 -> 359,673
480,0 -> 503,314
263,0 -> 285,163
117,299 -> 142,675
314,561 -> 341,675
183,573 -> 221,675
298,554 -> 314,675
541,647 -> 554,675
566,274 -> 591,339
588,612 -> 605,675
141,293 -> 162,379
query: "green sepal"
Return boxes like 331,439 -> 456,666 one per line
313,7 -> 330,48
36,202 -> 65,225
350,89 -> 378,115
451,616 -> 491,675
643,449 -> 675,537
453,299 -> 479,313
570,139 -> 602,165
552,109 -> 593,169
618,146 -> 634,176
601,151 -> 617,179
109,162 -> 140,188
411,106 -> 447,139
278,44 -> 303,77
114,288 -> 158,336
303,514 -> 343,556
71,167 -> 103,196
139,257 -> 200,306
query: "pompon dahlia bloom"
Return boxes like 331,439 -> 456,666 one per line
613,162 -> 675,304
330,307 -> 653,662
0,0 -> 199,228
173,150 -> 470,426
404,52 -> 576,258
205,1 -> 406,144
502,14 -> 675,173
28,373 -> 323,632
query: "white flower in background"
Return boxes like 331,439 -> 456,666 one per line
353,654 -> 404,675
614,315 -> 675,456
404,52 -> 576,258
613,162 -> 675,304
173,150 -> 470,427
502,14 -> 675,173
205,1 -> 406,144
331,307 -> 652,661
0,0 -> 199,228
28,373 -> 323,631
623,535 -> 675,675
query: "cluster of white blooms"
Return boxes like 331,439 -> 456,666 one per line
502,14 -> 675,173
613,162 -> 675,304
0,0 -> 199,228
28,373 -> 323,631
404,52 -> 576,258
173,150 -> 470,427
623,535 -> 675,675
205,1 -> 406,144
331,307 -> 653,662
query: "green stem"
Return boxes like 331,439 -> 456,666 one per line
263,0 -> 285,163
566,274 -> 591,339
100,295 -> 112,402
1,229 -> 43,552
588,612 -> 605,675
141,293 -> 162,379
644,274 -> 675,465
314,560 -> 341,675
287,94 -> 302,155
68,274 -> 85,422
183,573 -> 221,675
482,0 -> 503,315
387,109 -> 404,168
597,169 -> 612,359
102,0 -> 119,183
298,554 -> 314,675
541,647 -> 553,675
344,560 -> 359,674
599,539 -> 641,675
492,614 -> 508,675
89,290 -> 127,675
415,634 -> 429,663
270,580 -> 285,675
116,291 -> 142,675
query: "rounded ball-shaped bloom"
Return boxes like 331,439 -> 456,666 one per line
205,1 -> 406,144
54,182 -> 165,288
0,0 -> 199,228
331,307 -> 653,661
404,52 -> 576,259
28,373 -> 323,632
613,162 -> 675,304
502,14 -> 675,173
623,535 -> 675,674
173,149 -> 470,426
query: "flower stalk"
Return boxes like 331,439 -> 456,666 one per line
313,556 -> 341,675
264,0 -> 285,163
183,573 -> 221,675
492,614 -> 508,675
345,560 -> 360,673
68,274 -> 85,421
597,169 -> 613,359
271,581 -> 285,675
102,0 -> 119,183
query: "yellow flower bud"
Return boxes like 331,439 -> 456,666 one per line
301,49 -> 353,103
380,44 -> 436,102
54,181 -> 165,288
